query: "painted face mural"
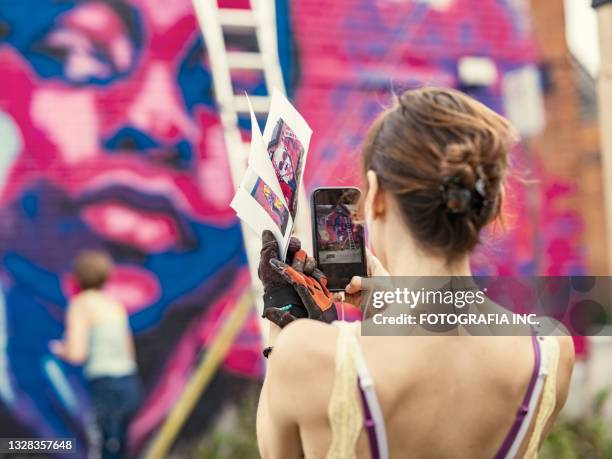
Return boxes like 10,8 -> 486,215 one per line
0,0 -> 272,453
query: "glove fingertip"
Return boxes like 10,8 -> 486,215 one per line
269,258 -> 285,270
271,262 -> 294,285
303,257 -> 316,275
288,237 -> 301,253
262,229 -> 276,242
263,308 -> 296,328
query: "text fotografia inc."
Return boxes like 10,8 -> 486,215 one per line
371,312 -> 539,327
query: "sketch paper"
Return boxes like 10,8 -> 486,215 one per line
230,90 -> 311,260
262,89 -> 312,221
246,97 -> 286,205
230,172 -> 293,260
242,168 -> 291,235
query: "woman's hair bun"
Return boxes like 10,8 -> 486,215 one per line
442,176 -> 473,215
362,87 -> 516,261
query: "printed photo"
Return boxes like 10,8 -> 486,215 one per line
267,118 -> 305,219
316,203 -> 363,264
251,177 -> 290,234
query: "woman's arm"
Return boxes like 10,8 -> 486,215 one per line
256,230 -> 337,457
257,332 -> 302,459
50,299 -> 90,364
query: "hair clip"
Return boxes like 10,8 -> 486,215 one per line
474,166 -> 487,198
474,177 -> 486,198
441,176 -> 472,215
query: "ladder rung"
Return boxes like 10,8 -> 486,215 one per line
218,8 -> 256,27
233,95 -> 270,113
227,51 -> 264,69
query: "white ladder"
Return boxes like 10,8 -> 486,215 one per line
192,0 -> 312,323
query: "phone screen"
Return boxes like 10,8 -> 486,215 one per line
312,188 -> 366,291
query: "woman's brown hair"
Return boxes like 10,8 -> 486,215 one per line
74,250 -> 113,290
362,87 -> 517,262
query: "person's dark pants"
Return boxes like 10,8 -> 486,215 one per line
89,375 -> 141,459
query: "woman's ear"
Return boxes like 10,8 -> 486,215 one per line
365,170 -> 385,220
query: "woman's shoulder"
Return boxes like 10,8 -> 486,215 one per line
72,289 -> 106,302
264,320 -> 342,421
268,320 -> 340,381
273,319 -> 339,357
69,291 -> 95,311
70,290 -> 126,319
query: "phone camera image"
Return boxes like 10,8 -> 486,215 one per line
312,188 -> 366,291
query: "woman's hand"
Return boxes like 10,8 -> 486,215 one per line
342,248 -> 389,308
258,230 -> 337,328
268,256 -> 337,324
49,339 -> 64,357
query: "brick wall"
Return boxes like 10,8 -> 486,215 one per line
529,0 -> 607,273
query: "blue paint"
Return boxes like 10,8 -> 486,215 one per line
178,37 -> 215,113
104,126 -> 160,151
21,192 -> 38,219
0,0 -> 143,86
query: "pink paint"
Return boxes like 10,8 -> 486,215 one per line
0,16 -> 234,229
31,89 -> 100,163
127,62 -> 199,143
104,266 -> 162,313
82,202 -> 181,253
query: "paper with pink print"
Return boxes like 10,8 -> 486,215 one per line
230,90 -> 311,260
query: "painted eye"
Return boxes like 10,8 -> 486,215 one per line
44,28 -> 115,82
38,2 -> 136,84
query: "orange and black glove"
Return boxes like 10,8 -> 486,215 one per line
259,230 -> 337,329
269,256 -> 336,323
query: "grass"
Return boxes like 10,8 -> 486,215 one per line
540,389 -> 612,459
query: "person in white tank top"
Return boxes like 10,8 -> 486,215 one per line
51,250 -> 140,459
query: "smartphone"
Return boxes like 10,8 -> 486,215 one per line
311,187 -> 367,291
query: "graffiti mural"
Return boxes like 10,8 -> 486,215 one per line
0,0 -> 268,455
288,0 -> 583,275
0,0 -> 584,456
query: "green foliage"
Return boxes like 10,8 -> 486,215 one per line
541,389 -> 612,459
189,388 -> 261,459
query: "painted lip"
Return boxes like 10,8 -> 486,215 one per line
32,152 -> 237,226
77,183 -> 196,253
104,265 -> 161,313
82,202 -> 181,253
63,186 -> 172,312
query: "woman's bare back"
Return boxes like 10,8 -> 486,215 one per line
263,320 -> 574,459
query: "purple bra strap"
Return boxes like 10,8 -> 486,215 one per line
493,335 -> 541,459
358,382 -> 381,459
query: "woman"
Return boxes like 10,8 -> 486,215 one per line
256,88 -> 574,458
51,250 -> 140,459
